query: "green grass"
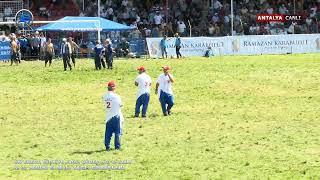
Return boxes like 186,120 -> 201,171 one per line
0,54 -> 319,179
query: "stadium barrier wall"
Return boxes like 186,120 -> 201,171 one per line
146,34 -> 320,58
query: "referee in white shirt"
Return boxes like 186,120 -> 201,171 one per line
103,81 -> 124,151
134,66 -> 152,118
155,66 -> 174,116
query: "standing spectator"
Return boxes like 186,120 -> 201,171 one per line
87,41 -> 95,58
40,33 -> 47,60
93,40 -> 104,70
100,48 -> 106,69
26,34 -> 32,58
18,35 -> 28,60
174,33 -> 182,59
60,38 -> 72,71
160,35 -> 168,58
104,39 -> 113,69
103,81 -> 124,151
30,34 -> 36,57
155,66 -> 174,116
31,32 -> 40,59
68,37 -> 79,67
134,66 -> 152,118
45,38 -> 54,67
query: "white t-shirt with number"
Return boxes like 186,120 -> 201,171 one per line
135,73 -> 152,98
157,73 -> 173,96
103,91 -> 124,124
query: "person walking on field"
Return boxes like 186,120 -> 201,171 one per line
68,37 -> 79,67
93,40 -> 104,70
134,66 -> 152,118
160,35 -> 168,59
104,39 -> 113,69
60,38 -> 72,71
45,38 -> 54,67
155,66 -> 174,116
174,33 -> 182,59
103,81 -> 124,151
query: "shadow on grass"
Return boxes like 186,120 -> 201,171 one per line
71,149 -> 105,155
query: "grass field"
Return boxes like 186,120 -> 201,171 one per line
0,54 -> 320,179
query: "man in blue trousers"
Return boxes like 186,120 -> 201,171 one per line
103,81 -> 124,151
134,66 -> 152,118
174,33 -> 182,59
155,66 -> 174,116
93,40 -> 104,70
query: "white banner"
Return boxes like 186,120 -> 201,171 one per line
146,34 -> 320,58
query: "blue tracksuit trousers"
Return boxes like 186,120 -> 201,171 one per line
104,116 -> 121,150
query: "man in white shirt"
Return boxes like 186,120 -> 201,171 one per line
40,33 -> 47,61
155,66 -> 174,116
213,0 -> 222,11
154,11 -> 163,25
4,7 -> 12,17
177,20 -> 186,36
134,66 -> 152,118
60,38 -> 72,71
103,81 -> 124,151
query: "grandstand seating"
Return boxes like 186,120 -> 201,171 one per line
0,0 -> 24,20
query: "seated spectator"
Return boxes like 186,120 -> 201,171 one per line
129,28 -> 142,39
208,23 -> 215,36
121,0 -> 128,7
118,38 -> 130,57
4,7 -> 12,17
213,23 -> 221,36
143,27 -> 152,37
211,13 -> 220,24
177,19 -> 186,36
101,9 -> 108,18
213,0 -> 223,13
151,26 -> 159,37
79,11 -> 86,17
106,6 -> 114,19
154,11 -> 163,25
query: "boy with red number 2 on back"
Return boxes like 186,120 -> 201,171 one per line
103,81 -> 124,151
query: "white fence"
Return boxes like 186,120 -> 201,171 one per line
146,34 -> 320,58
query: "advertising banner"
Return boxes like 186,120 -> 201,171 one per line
0,41 -> 11,61
146,34 -> 320,58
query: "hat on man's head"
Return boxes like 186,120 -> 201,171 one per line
162,65 -> 170,71
62,38 -> 67,42
107,81 -> 116,87
137,66 -> 146,71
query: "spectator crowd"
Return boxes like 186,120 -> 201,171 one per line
78,0 -> 320,39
